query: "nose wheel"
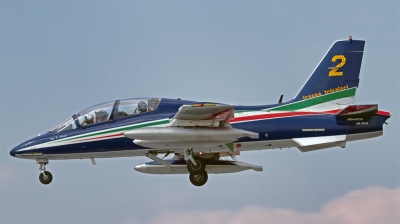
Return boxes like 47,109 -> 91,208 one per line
39,171 -> 53,185
37,158 -> 53,185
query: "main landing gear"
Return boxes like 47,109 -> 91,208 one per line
37,159 -> 53,185
185,149 -> 208,186
189,171 -> 208,186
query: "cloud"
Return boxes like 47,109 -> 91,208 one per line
0,168 -> 14,181
0,166 -> 17,189
0,165 -> 32,189
321,186 -> 400,224
0,166 -> 16,186
122,186 -> 399,224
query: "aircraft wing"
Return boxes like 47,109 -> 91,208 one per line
124,104 -> 258,151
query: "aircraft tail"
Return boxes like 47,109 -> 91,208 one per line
270,37 -> 365,112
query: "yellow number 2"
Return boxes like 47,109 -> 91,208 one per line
329,55 -> 346,76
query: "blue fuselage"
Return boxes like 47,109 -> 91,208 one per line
9,98 -> 389,159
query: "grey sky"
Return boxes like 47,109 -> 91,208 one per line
1,1 -> 399,224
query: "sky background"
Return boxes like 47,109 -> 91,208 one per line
1,1 -> 399,224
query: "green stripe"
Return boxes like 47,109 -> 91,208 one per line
268,88 -> 356,111
58,119 -> 169,142
234,110 -> 255,114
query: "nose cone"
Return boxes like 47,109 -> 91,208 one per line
10,145 -> 19,157
10,142 -> 28,157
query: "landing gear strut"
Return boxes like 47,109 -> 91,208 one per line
37,159 -> 53,185
186,157 -> 205,174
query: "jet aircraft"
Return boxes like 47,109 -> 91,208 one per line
10,37 -> 391,186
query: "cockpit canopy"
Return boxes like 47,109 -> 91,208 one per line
54,98 -> 161,132
114,98 -> 160,119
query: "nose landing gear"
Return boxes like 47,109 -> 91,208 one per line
37,159 -> 53,185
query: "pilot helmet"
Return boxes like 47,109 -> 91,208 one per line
85,114 -> 94,124
138,101 -> 147,112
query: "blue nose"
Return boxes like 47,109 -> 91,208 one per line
10,144 -> 24,157
10,146 -> 17,157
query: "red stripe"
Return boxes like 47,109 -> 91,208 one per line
376,110 -> 391,116
230,109 -> 391,123
230,110 -> 340,123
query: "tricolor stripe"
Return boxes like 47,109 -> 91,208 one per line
70,133 -> 125,143
231,110 -> 339,123
266,88 -> 356,111
17,119 -> 170,151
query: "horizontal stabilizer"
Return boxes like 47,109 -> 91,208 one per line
293,135 -> 346,152
336,104 -> 378,117
293,135 -> 346,146
297,141 -> 346,152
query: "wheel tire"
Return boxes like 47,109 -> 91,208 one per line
189,171 -> 208,187
186,157 -> 205,174
39,171 -> 53,185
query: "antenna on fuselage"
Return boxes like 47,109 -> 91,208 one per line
278,95 -> 284,104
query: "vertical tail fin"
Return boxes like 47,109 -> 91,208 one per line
268,38 -> 365,112
269,38 -> 365,111
290,38 -> 365,111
